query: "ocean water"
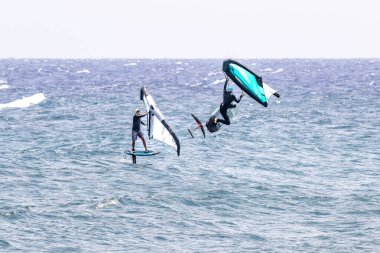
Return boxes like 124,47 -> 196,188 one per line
0,59 -> 379,252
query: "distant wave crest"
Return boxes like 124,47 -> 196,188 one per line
211,79 -> 225,85
272,68 -> 284,74
75,69 -> 91,74
0,93 -> 46,110
207,71 -> 220,76
263,68 -> 284,74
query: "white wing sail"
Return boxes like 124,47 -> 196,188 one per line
140,87 -> 180,156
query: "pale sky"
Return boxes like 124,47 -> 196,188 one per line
0,0 -> 379,58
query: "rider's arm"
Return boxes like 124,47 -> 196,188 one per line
234,92 -> 244,103
223,73 -> 229,91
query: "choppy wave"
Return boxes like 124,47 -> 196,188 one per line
0,59 -> 379,252
124,63 -> 137,66
0,93 -> 45,110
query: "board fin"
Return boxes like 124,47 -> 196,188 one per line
188,129 -> 194,138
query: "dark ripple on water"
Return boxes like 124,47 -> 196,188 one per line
0,59 -> 379,252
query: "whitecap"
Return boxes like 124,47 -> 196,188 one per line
211,79 -> 225,85
0,84 -> 10,90
94,196 -> 122,209
264,68 -> 272,72
175,61 -> 182,65
207,72 -> 219,76
272,68 -> 284,74
175,67 -> 184,74
0,93 -> 46,110
75,69 -> 91,74
191,82 -> 202,87
369,81 -> 375,86
124,63 -> 137,66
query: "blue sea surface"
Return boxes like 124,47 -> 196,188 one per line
0,59 -> 379,252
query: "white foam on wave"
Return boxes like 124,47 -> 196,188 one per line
0,84 -> 10,90
176,67 -> 184,74
369,81 -> 375,86
207,71 -> 220,76
0,80 -> 7,84
0,93 -> 45,110
94,196 -> 122,209
175,61 -> 182,65
272,68 -> 284,74
264,68 -> 273,72
75,69 -> 91,74
211,79 -> 225,85
187,82 -> 202,87
124,63 -> 137,66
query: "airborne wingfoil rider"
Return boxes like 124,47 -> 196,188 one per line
213,74 -> 244,125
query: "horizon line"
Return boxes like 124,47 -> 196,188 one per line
0,57 -> 379,60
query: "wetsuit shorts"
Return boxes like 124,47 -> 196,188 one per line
132,130 -> 144,141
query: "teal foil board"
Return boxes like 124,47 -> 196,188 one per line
126,150 -> 160,156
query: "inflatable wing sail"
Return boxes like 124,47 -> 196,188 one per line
140,87 -> 180,156
223,59 -> 280,107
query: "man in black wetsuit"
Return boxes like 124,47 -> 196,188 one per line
132,109 -> 148,152
213,74 -> 244,125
